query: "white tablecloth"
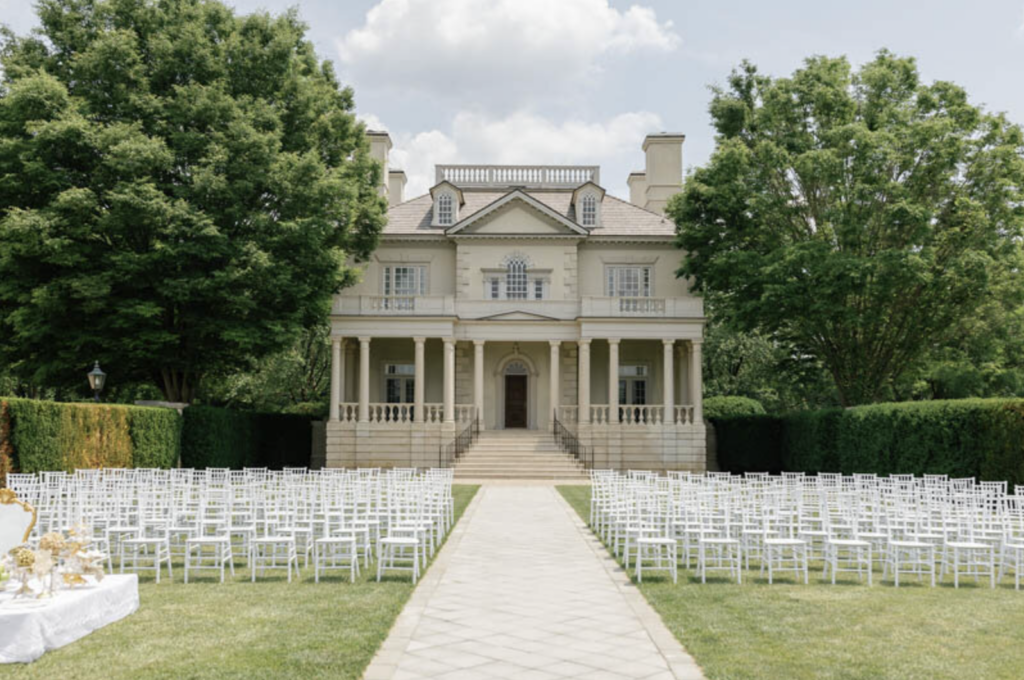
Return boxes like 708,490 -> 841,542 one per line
0,574 -> 139,664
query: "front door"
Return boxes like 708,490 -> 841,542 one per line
505,375 -> 528,428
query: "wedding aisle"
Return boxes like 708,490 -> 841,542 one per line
364,484 -> 703,680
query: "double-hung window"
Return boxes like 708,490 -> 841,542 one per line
618,364 -> 649,405
382,265 -> 427,310
384,363 -> 416,403
436,193 -> 454,225
606,266 -> 652,298
383,363 -> 415,421
580,193 -> 597,226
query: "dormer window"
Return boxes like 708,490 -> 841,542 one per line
429,181 -> 464,227
581,193 -> 597,226
571,182 -> 605,228
437,192 -> 454,225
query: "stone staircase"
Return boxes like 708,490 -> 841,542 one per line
453,430 -> 588,480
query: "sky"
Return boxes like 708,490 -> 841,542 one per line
2,0 -> 1023,199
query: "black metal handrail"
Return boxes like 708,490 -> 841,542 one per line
552,411 -> 593,470
439,415 -> 480,468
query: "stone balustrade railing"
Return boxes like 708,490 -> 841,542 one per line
333,295 -> 704,320
334,403 -> 475,425
556,406 -> 579,424
436,164 -> 599,188
586,404 -> 698,426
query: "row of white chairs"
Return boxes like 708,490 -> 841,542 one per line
8,467 -> 454,585
590,470 -> 1024,589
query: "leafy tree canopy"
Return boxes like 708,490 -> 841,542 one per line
0,0 -> 385,402
670,51 -> 1024,406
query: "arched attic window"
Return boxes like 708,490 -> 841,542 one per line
506,255 -> 528,300
437,192 -> 455,226
580,193 -> 598,226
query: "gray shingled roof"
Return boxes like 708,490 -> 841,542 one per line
383,189 -> 675,237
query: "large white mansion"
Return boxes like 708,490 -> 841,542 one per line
325,131 -> 706,471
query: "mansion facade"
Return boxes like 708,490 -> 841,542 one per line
325,131 -> 706,471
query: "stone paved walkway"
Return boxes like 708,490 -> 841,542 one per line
364,485 -> 703,680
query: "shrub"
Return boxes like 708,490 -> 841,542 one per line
713,398 -> 1024,485
713,414 -> 783,474
8,398 -> 69,473
781,408 -> 843,473
130,407 -> 182,469
1,398 -> 182,475
0,401 -> 13,486
704,396 -> 766,420
181,406 -> 257,469
181,406 -> 312,469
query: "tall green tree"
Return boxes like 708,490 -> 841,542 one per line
201,320 -> 331,415
0,0 -> 385,402
670,51 -> 1024,406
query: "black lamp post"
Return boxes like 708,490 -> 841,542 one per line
87,361 -> 106,402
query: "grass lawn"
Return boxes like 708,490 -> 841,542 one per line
558,485 -> 1024,680
3,485 -> 479,680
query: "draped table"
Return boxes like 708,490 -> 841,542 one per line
0,574 -> 139,664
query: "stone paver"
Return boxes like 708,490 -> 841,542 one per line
364,485 -> 703,680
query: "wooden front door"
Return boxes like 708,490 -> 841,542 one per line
505,375 -> 528,428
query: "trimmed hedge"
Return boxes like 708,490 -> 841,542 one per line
713,399 -> 1024,485
704,396 -> 766,420
0,398 -> 181,478
181,406 -> 312,470
712,414 -> 783,474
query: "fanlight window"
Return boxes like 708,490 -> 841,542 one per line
437,192 -> 454,225
505,361 -> 529,375
506,256 -> 528,300
580,193 -> 598,226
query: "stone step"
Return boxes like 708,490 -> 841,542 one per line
468,446 -> 565,450
457,454 -> 580,463
452,475 -> 589,481
454,432 -> 587,479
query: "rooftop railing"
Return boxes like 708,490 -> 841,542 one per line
435,164 -> 600,189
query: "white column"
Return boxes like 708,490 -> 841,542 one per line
676,344 -> 688,406
473,340 -> 485,425
690,339 -> 703,424
549,340 -> 561,422
608,338 -> 620,423
663,339 -> 675,424
443,338 -> 456,424
578,339 -> 591,424
358,337 -> 371,423
329,337 -> 342,422
413,337 -> 425,423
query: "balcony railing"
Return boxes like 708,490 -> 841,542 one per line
455,299 -> 580,320
579,296 -> 704,318
333,295 -> 703,319
436,164 -> 599,189
333,295 -> 455,316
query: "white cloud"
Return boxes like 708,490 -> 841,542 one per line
337,0 -> 679,105
357,112 -> 389,132
381,110 -> 663,198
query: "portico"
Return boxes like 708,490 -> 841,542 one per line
326,325 -> 705,470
